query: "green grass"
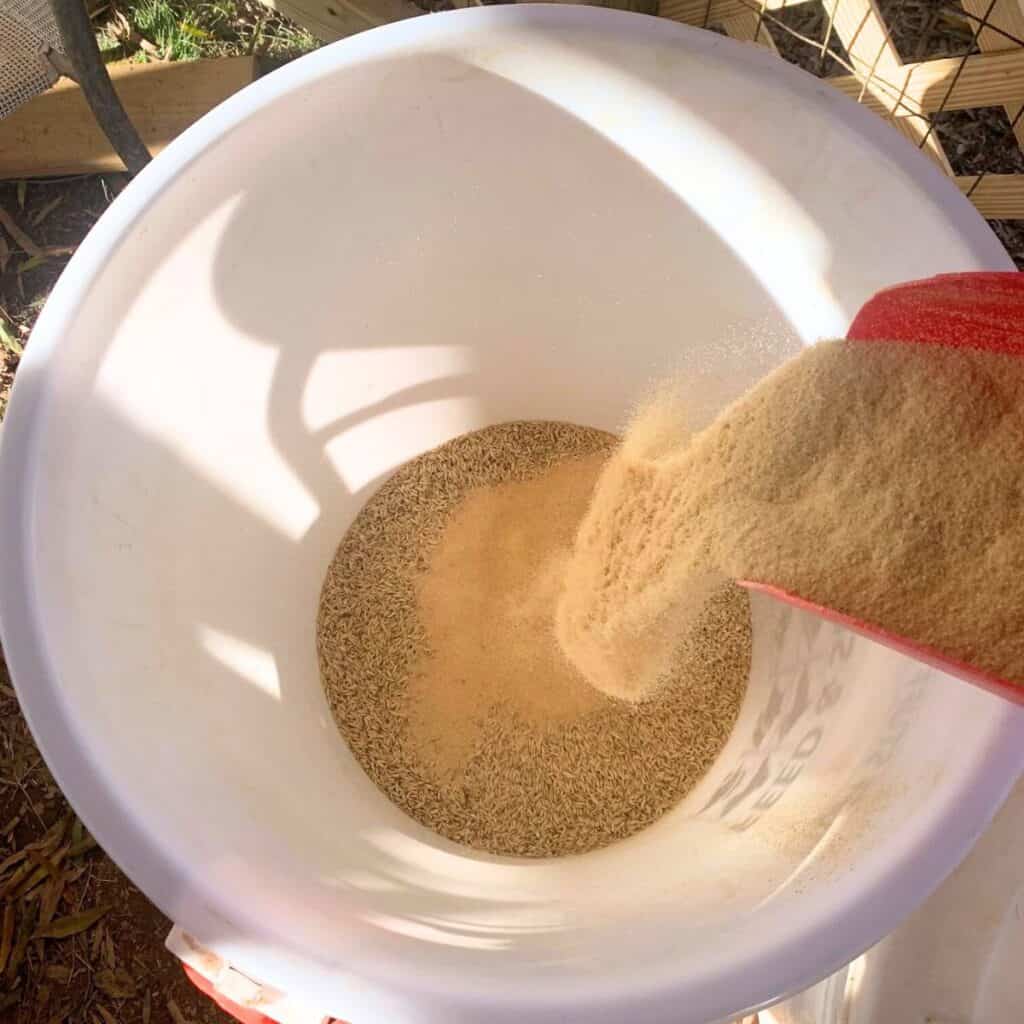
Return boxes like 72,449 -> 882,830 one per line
130,0 -> 206,60
98,0 -> 319,64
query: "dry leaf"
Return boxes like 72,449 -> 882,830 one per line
33,903 -> 111,940
0,317 -> 21,357
0,859 -> 34,900
96,967 -> 137,999
30,195 -> 64,227
0,902 -> 14,973
68,835 -> 97,859
103,927 -> 115,968
43,963 -> 71,983
1,813 -> 23,836
26,817 -> 67,854
8,899 -> 36,977
0,207 -> 40,257
16,181 -> 26,209
142,987 -> 152,1024
91,922 -> 105,960
17,253 -> 49,275
62,864 -> 87,886
38,874 -> 67,931
0,848 -> 27,879
94,1007 -> 117,1024
16,845 -> 69,898
166,996 -> 190,1024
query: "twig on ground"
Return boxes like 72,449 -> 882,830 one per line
0,210 -> 41,258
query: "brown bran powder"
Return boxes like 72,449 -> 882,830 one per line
318,422 -> 750,857
558,339 -> 1024,702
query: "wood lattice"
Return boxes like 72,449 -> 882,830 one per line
658,0 -> 1024,220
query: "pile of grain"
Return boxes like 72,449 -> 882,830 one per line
558,339 -> 1024,702
318,422 -> 750,857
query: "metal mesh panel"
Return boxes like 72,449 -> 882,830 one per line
661,0 -> 1024,225
0,0 -> 64,121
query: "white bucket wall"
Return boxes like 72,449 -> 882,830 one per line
3,8 -> 1023,1024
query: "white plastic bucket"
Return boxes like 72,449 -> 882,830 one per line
767,775 -> 1024,1024
2,8 -> 1023,1023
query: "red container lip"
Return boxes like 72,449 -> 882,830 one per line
847,271 -> 1024,355
738,579 -> 1024,706
746,271 -> 1024,705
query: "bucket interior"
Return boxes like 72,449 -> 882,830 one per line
10,9 -> 1022,1021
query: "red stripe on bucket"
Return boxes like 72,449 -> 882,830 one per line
182,963 -> 347,1024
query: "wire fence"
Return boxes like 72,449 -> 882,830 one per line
659,0 -> 1024,263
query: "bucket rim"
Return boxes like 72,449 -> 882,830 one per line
1,6 -> 1020,1020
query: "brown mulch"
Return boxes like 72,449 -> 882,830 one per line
0,176 -> 126,421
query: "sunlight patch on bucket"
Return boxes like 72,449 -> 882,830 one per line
842,953 -> 869,1009
363,912 -> 512,950
303,345 -> 475,434
199,625 -> 282,700
356,828 -> 547,902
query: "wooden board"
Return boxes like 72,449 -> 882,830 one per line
962,0 -> 1024,148
962,0 -> 1024,53
721,9 -> 779,51
658,0 -> 786,23
260,0 -> 657,41
0,57 -> 255,178
659,0 -> 952,169
957,173 -> 1024,217
256,0 -> 420,43
829,0 -> 896,79
830,48 -> 1024,117
825,0 -> 951,170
